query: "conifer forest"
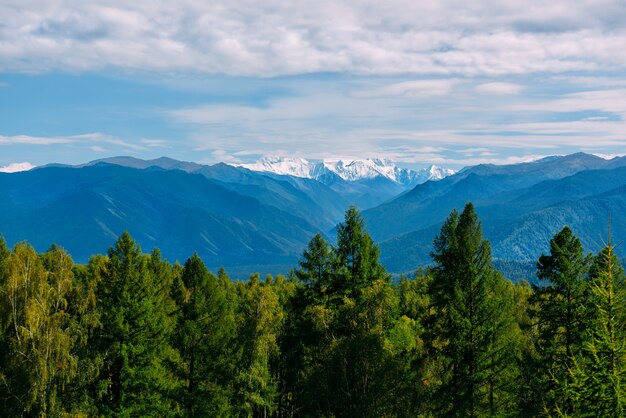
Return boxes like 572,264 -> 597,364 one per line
1,203 -> 624,417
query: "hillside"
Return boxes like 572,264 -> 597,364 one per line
2,153 -> 626,276
369,157 -> 626,272
0,164 -> 319,268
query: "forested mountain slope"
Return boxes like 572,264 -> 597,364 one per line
367,155 -> 626,272
3,153 -> 626,274
0,164 -> 319,267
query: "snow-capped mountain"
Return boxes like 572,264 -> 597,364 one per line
414,165 -> 456,182
243,156 -> 315,178
0,162 -> 36,173
238,157 -> 455,187
326,159 -> 397,182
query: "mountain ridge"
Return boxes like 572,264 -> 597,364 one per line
2,152 -> 626,278
238,156 -> 455,187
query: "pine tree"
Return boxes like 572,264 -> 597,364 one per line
573,232 -> 626,416
296,233 -> 332,300
429,202 -> 519,417
531,226 -> 591,415
282,233 -> 334,417
93,232 -> 177,416
292,207 -> 404,417
172,253 -> 237,416
333,206 -> 388,297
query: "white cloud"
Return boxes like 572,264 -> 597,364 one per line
553,76 -> 626,88
427,154 -> 554,167
475,82 -> 523,95
140,139 -> 168,148
0,132 -> 147,149
507,88 -> 626,116
2,1 -> 626,77
0,162 -> 35,173
352,79 -> 459,98
0,134 -> 74,145
162,75 -> 626,169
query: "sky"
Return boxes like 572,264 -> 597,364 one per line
1,0 -> 626,170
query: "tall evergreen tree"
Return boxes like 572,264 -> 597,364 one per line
429,202 -> 519,417
573,234 -> 626,416
291,207 -> 406,417
93,232 -> 177,416
282,234 -> 334,417
333,206 -> 388,297
296,233 -> 332,300
531,226 -> 591,415
172,253 -> 237,417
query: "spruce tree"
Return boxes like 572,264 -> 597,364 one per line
284,233 -> 335,416
293,207 -> 404,417
573,237 -> 626,416
93,232 -> 177,416
429,202 -> 519,417
296,233 -> 332,300
172,253 -> 237,416
333,205 -> 388,297
531,226 -> 591,415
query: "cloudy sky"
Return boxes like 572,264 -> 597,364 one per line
1,0 -> 626,170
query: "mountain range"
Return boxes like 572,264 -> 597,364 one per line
365,153 -> 626,272
1,153 -> 625,280
239,156 -> 454,187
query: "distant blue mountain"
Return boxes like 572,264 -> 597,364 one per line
0,164 -> 321,272
3,153 -> 626,279
5,156 -> 419,276
365,154 -> 626,273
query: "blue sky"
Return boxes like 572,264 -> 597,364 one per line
2,1 -> 626,170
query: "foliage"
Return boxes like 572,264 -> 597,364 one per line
571,240 -> 626,416
428,202 -> 520,417
172,253 -> 237,416
530,226 -> 591,415
0,205 -> 623,417
92,233 -> 178,416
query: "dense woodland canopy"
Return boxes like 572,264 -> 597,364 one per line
0,203 -> 624,417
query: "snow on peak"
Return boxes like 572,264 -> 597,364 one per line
324,158 -> 397,181
424,165 -> 456,181
242,156 -> 314,178
0,162 -> 36,173
238,157 -> 455,186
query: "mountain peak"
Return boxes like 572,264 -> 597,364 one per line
0,162 -> 36,173
250,156 -> 314,178
324,158 -> 398,181
238,157 -> 455,187
425,164 -> 456,180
